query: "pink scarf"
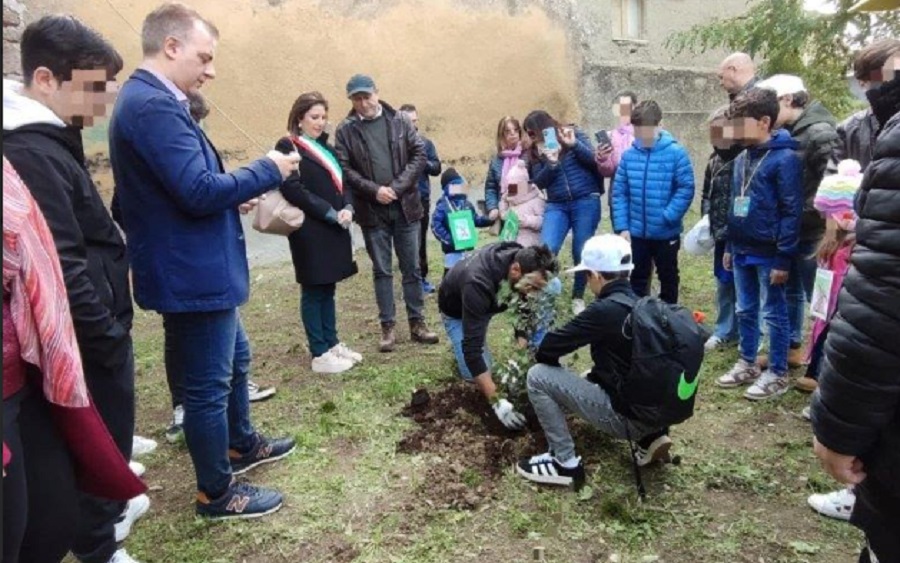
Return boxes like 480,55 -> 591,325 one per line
499,145 -> 523,185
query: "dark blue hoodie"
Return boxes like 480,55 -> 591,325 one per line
726,129 -> 803,271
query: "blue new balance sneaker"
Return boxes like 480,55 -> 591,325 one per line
229,433 -> 296,475
196,481 -> 283,520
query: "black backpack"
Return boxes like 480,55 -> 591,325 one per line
608,294 -> 707,429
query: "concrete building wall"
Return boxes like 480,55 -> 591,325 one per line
2,0 -> 25,82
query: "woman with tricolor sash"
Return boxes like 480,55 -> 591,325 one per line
277,91 -> 360,374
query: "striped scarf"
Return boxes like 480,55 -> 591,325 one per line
290,135 -> 343,193
2,157 -> 88,407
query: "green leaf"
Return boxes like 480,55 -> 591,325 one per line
789,541 -> 821,555
577,485 -> 595,502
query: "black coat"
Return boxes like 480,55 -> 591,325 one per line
812,76 -> 900,522
3,124 -> 134,372
276,136 -> 358,286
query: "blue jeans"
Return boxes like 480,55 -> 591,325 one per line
733,259 -> 790,375
441,315 -> 492,381
162,308 -> 255,497
788,241 -> 818,345
301,283 -> 338,358
541,194 -> 601,299
713,242 -> 738,341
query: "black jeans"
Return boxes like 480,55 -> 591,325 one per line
362,219 -> 425,325
852,477 -> 900,563
3,385 -> 79,563
630,237 -> 681,304
419,197 -> 430,281
72,339 -> 135,563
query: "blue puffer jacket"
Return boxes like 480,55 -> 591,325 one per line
432,189 -> 493,254
611,130 -> 695,239
725,129 -> 803,271
532,129 -> 602,203
109,70 -> 281,313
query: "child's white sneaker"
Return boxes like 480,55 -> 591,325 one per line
744,370 -> 790,401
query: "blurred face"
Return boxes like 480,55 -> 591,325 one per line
733,117 -> 771,145
402,109 -> 419,130
30,67 -> 119,128
351,91 -> 380,119
717,62 -> 739,94
299,103 -> 328,139
612,97 -> 633,126
165,20 -> 216,96
587,271 -> 605,296
634,125 -> 659,147
503,121 -> 521,149
522,128 -> 536,150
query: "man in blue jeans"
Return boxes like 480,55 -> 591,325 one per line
716,88 -> 803,401
335,75 -> 439,352
109,4 -> 298,519
437,243 -> 558,430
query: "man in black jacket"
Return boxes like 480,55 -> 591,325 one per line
812,53 -> 900,563
335,75 -> 438,352
517,235 -> 671,489
438,243 -> 557,429
2,15 -> 139,563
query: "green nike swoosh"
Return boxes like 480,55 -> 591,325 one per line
677,371 -> 699,401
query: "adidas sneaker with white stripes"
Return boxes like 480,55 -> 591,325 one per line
516,452 -> 585,490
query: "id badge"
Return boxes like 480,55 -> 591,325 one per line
733,196 -> 750,217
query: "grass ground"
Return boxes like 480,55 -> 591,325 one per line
108,218 -> 862,563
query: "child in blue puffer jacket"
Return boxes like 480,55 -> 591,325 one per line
432,168 -> 493,277
612,100 -> 695,304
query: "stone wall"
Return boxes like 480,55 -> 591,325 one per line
2,0 -> 25,81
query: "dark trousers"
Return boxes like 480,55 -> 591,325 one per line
165,315 -> 251,410
301,283 -> 338,358
3,385 -> 79,563
852,478 -> 900,563
362,219 -> 425,325
805,325 -> 829,380
163,309 -> 255,498
73,340 -> 135,563
631,237 -> 681,304
419,197 -> 430,280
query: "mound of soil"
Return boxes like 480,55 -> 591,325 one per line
397,384 -> 546,510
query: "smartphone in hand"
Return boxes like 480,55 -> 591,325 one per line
543,127 -> 560,152
595,130 -> 612,147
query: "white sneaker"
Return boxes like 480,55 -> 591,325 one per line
572,299 -> 586,316
330,343 -> 362,364
165,405 -> 184,444
744,370 -> 790,401
704,335 -> 733,352
114,494 -> 150,542
131,435 -> 157,458
807,488 -> 855,521
247,380 -> 276,402
108,548 -> 140,563
311,350 -> 354,374
635,434 -> 673,467
128,461 -> 146,478
716,358 -> 761,388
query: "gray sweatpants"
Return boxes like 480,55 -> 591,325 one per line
526,363 -> 656,463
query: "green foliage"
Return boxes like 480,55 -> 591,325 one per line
666,0 -> 900,119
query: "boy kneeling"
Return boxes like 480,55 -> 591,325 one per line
517,235 -> 673,490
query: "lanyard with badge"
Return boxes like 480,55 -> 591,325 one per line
734,151 -> 769,217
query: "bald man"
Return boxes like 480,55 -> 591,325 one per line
718,53 -> 759,100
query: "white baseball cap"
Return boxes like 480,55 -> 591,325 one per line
566,234 -> 634,274
757,74 -> 807,97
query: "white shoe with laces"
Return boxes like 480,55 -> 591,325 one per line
808,488 -> 855,521
114,494 -> 151,542
744,370 -> 790,401
311,350 -> 354,374
515,452 -> 585,489
330,343 -> 362,364
131,435 -> 157,458
716,358 -> 761,388
247,380 -> 276,402
108,548 -> 140,563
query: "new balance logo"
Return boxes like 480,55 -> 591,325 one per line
225,495 -> 250,513
257,444 -> 273,459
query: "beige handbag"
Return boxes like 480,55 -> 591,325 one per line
252,190 -> 305,236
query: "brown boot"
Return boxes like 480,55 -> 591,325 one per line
794,376 -> 818,393
410,319 -> 439,344
379,322 -> 396,353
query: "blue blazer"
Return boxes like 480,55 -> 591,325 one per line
108,69 -> 281,313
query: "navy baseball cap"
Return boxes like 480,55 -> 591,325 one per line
346,74 -> 376,98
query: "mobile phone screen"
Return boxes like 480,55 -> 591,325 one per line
595,130 -> 611,147
543,127 -> 560,151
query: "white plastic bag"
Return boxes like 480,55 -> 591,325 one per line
684,214 -> 714,256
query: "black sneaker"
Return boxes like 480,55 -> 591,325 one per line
516,452 -> 585,490
230,434 -> 296,475
196,481 -> 283,520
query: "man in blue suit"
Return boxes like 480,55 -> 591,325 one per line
109,3 -> 298,520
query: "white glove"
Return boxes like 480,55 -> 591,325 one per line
493,398 -> 526,430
